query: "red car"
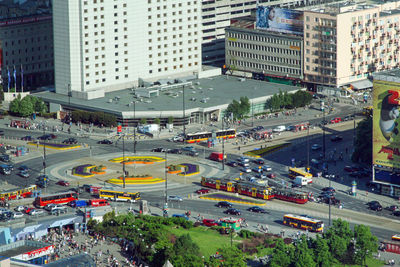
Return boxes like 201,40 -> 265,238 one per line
267,173 -> 276,178
344,166 -> 354,172
202,219 -> 219,227
24,207 -> 33,214
196,188 -> 210,194
330,117 -> 342,124
56,180 -> 70,186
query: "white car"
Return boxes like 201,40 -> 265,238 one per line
12,212 -> 24,218
311,144 -> 322,151
241,167 -> 252,173
168,195 -> 183,202
46,204 -> 64,211
0,208 -> 9,214
238,157 -> 250,163
14,206 -> 26,212
262,165 -> 272,172
29,209 -> 45,216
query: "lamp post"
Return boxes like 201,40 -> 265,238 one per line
133,100 -> 137,154
307,125 -> 310,170
322,106 -> 326,161
182,85 -> 186,141
328,174 -> 332,226
163,150 -> 168,217
122,133 -> 126,189
222,116 -> 225,170
42,122 -> 46,176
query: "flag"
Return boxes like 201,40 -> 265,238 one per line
7,67 -> 10,91
13,66 -> 16,89
20,65 -> 23,92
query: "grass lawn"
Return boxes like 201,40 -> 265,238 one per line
332,257 -> 384,267
167,226 -> 242,257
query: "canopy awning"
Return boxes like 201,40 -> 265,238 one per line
350,79 -> 373,90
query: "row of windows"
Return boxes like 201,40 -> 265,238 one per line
4,62 -> 53,72
230,60 -> 301,75
3,37 -> 49,47
84,58 -> 129,70
5,46 -> 50,55
148,62 -> 199,74
147,1 -> 197,6
227,32 -> 300,46
149,55 -> 198,65
228,50 -> 300,65
228,42 -> 300,56
3,24 -> 51,36
148,46 -> 198,52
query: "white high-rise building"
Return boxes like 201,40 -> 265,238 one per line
53,0 -> 202,99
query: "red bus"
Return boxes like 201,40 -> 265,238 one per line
34,191 -> 78,208
88,199 -> 109,207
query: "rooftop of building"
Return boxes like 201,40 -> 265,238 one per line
35,75 -> 302,117
45,253 -> 95,267
0,240 -> 50,258
373,69 -> 400,83
303,0 -> 399,14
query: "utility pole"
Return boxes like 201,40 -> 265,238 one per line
133,100 -> 137,154
329,175 -> 332,226
251,102 -> 254,127
182,85 -> 186,141
163,150 -> 168,217
222,116 -> 225,170
43,122 -> 46,176
307,125 -> 310,170
322,105 -> 326,161
122,134 -> 126,189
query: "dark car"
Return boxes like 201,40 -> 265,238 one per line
349,171 -> 364,178
267,173 -> 276,178
216,201 -> 232,208
18,165 -> 29,171
254,159 -> 264,165
387,205 -> 399,212
151,147 -> 165,152
368,201 -> 382,211
320,197 -> 340,205
344,166 -> 355,172
63,138 -> 78,144
330,135 -> 343,142
322,187 -> 336,192
319,191 -> 335,199
97,139 -> 113,144
248,206 -> 268,213
225,208 -> 241,215
0,154 -> 10,162
393,210 -> 400,217
39,134 -> 56,140
168,149 -> 182,154
227,161 -> 238,167
292,183 -> 302,188
185,150 -> 199,157
21,136 -> 33,141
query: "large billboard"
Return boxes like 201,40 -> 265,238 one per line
373,80 -> 400,169
256,7 -> 303,35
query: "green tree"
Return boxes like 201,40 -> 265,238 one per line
217,246 -> 246,267
267,94 -> 281,111
168,116 -> 174,124
9,95 -> 21,115
226,99 -> 241,120
313,235 -> 333,267
352,116 -> 372,163
140,118 -> 147,125
323,219 -> 353,262
293,235 -> 316,267
19,96 -> 34,117
269,238 -> 292,267
353,224 -> 378,266
239,96 -> 250,116
154,118 -> 160,125
173,234 -> 200,256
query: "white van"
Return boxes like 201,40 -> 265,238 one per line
294,176 -> 312,186
273,125 -> 286,132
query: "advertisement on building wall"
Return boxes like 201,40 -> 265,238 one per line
373,80 -> 400,169
256,7 -> 303,35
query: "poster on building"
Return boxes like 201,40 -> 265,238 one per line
373,80 -> 400,169
256,7 -> 303,35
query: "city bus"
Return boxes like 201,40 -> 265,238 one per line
288,167 -> 313,179
34,191 -> 78,208
186,129 -> 236,143
283,214 -> 324,232
0,185 -> 37,201
98,189 -> 140,202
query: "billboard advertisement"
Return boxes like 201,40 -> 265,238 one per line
256,7 -> 303,35
373,80 -> 400,169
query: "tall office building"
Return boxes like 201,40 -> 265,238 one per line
53,0 -> 202,99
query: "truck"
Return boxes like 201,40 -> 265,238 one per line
69,200 -> 88,208
209,152 -> 224,162
293,176 -> 312,186
273,125 -> 286,132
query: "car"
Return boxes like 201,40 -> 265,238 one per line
387,205 -> 399,212
267,173 -> 276,178
239,161 -> 250,167
262,165 -> 272,172
196,188 -> 210,194
330,135 -> 343,142
50,207 -> 68,215
170,136 -> 184,142
254,159 -> 264,165
18,165 -> 29,171
151,147 -> 165,152
63,138 -> 78,144
45,204 -> 65,211
322,187 -> 336,192
393,210 -> 400,217
368,201 -> 382,211
241,167 -> 251,173
18,170 -> 30,178
168,149 -> 182,154
225,208 -> 241,215
97,139 -> 113,144
202,219 -> 219,227
56,180 -> 70,186
185,150 -> 199,157
227,161 -> 238,167
29,209 -> 45,216
248,206 -> 268,213
6,164 -> 14,171
168,195 -> 183,202
344,166 -> 355,172
182,146 -> 195,152
238,157 -> 250,163
311,144 -> 322,151
0,154 -> 10,162
15,206 -> 25,212
252,167 -> 262,173
292,183 -> 302,188
256,173 -> 267,179
21,136 -> 34,141
0,214 -> 10,222
320,191 -> 335,198
12,212 -> 24,219
39,134 -> 56,140
216,201 -> 232,208
172,214 -> 189,220
330,117 -> 342,124
0,208 -> 10,214
24,207 -> 33,214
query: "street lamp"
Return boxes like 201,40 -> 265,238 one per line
122,133 -> 126,189
163,150 -> 168,217
42,122 -> 46,176
222,116 -> 225,170
182,85 -> 186,141
133,100 -> 137,154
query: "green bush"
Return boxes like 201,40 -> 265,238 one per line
71,110 -> 116,127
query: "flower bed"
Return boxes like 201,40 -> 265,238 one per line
200,193 -> 266,206
244,143 -> 291,158
72,164 -> 107,177
91,165 -> 107,175
167,164 -> 182,174
107,176 -> 165,185
28,142 -> 81,150
177,163 -> 200,176
109,156 -> 165,164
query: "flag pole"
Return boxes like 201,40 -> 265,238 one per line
13,66 -> 16,92
20,65 -> 23,93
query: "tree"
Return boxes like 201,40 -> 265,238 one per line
168,116 -> 174,124
154,118 -> 160,125
269,238 -> 292,267
19,96 -> 34,117
226,97 -> 251,120
352,116 -> 372,163
313,235 -> 333,267
173,234 -> 200,257
293,235 -> 316,267
323,219 -> 353,262
353,224 -> 378,266
216,246 -> 246,267
239,96 -> 250,116
140,118 -> 147,125
9,95 -> 21,115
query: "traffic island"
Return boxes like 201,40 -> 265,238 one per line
244,143 -> 291,158
167,163 -> 200,176
27,142 -> 81,150
107,175 -> 165,185
109,156 -> 165,164
72,164 -> 107,178
200,192 -> 266,206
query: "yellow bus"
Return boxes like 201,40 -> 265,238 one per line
363,106 -> 373,116
283,214 -> 324,232
99,189 -> 140,202
288,167 -> 312,179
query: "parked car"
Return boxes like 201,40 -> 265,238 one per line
29,209 -> 45,216
185,150 -> 199,157
256,173 -> 267,179
330,135 -> 343,142
252,167 -> 262,173
97,139 -> 113,144
168,149 -> 182,154
50,207 -> 68,215
393,210 -> 400,217
368,201 -> 382,211
0,154 -> 10,162
267,173 -> 276,178
18,170 -> 30,178
14,206 -> 25,212
45,204 -> 58,211
63,138 -> 78,144
24,207 -> 33,214
227,161 -> 238,167
262,165 -> 272,172
241,167 -> 251,173
225,208 -> 241,215
202,219 -> 219,227
239,161 -> 250,167
216,201 -> 232,208
196,188 -> 210,194
248,206 -> 268,213
167,195 -> 183,202
254,159 -> 264,165
238,157 -> 250,163
56,180 -> 70,186
12,212 -> 24,219
387,205 -> 399,212
311,144 -> 322,151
